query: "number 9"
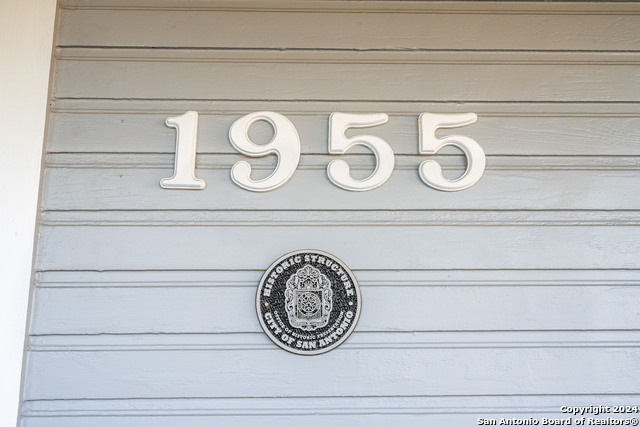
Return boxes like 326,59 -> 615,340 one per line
229,111 -> 301,192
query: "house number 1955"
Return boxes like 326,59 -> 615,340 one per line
160,111 -> 485,192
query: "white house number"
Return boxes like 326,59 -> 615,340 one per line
160,111 -> 485,192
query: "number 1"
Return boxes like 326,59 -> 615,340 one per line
160,111 -> 206,190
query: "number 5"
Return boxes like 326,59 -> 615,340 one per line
419,113 -> 485,191
328,112 -> 394,191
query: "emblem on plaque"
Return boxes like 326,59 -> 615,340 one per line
257,250 -> 361,355
285,264 -> 332,331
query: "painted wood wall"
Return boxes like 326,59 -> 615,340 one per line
22,1 -> 640,425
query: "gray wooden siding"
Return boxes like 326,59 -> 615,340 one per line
23,1 -> 640,426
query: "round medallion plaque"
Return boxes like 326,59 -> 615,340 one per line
256,249 -> 361,355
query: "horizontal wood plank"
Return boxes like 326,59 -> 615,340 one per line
44,153 -> 640,171
21,392 -> 640,427
57,6 -> 640,50
48,111 -> 640,156
22,393 -> 640,416
41,167 -> 640,210
17,414 -> 585,427
55,48 -> 640,65
34,269 -> 640,288
19,412 -> 640,427
51,99 -> 640,115
58,0 -> 640,13
22,393 -> 639,415
38,210 -> 640,227
52,58 -> 640,101
28,331 -> 640,351
23,346 -> 640,400
35,223 -> 640,270
30,284 -> 640,334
